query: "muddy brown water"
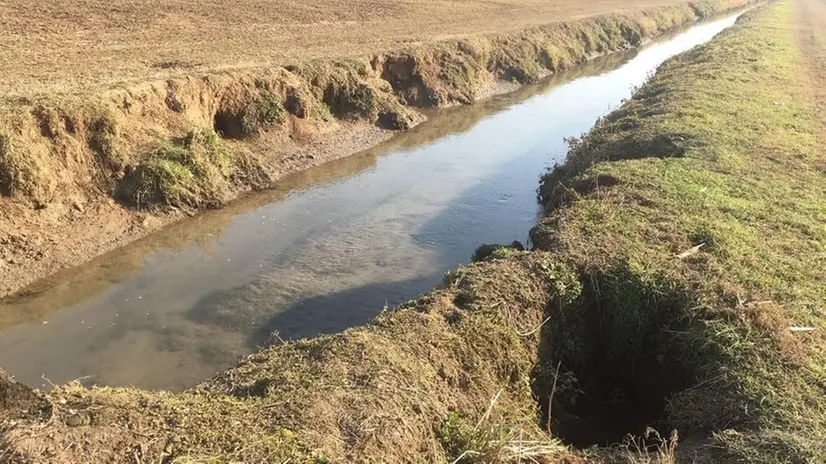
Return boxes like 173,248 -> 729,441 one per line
0,13 -> 743,391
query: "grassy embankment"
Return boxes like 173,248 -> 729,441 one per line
5,0 -> 825,463
534,0 -> 826,459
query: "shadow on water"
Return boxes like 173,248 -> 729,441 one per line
187,275 -> 440,349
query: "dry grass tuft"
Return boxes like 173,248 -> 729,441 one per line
0,133 -> 56,205
623,428 -> 679,464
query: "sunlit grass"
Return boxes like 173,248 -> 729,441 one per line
536,1 -> 826,460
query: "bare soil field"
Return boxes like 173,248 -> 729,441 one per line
0,0 -> 693,100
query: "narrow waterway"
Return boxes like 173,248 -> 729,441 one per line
0,13 -> 743,391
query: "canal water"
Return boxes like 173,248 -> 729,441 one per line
0,12 -> 743,391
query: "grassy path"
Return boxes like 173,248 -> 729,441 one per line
795,0 -> 826,118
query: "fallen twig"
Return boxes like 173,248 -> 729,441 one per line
516,316 -> 552,337
546,361 -> 561,435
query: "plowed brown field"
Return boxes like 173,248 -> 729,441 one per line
0,0 -> 689,98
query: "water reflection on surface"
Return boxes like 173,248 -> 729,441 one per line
0,13 -> 743,391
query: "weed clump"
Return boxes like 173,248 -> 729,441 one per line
0,132 -> 55,204
251,92 -> 286,128
214,91 -> 286,139
293,59 -> 418,129
489,39 -> 546,84
437,411 -> 566,463
381,43 -> 490,107
87,110 -> 128,171
295,60 -> 378,120
119,129 -> 235,209
471,241 -> 525,262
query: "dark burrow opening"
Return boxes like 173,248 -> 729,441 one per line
534,265 -> 698,448
213,110 -> 246,139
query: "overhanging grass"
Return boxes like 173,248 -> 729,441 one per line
0,132 -> 54,204
213,91 -> 287,139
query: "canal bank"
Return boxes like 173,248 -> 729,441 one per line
0,13 -> 745,392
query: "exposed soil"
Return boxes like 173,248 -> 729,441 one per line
795,0 -> 826,111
